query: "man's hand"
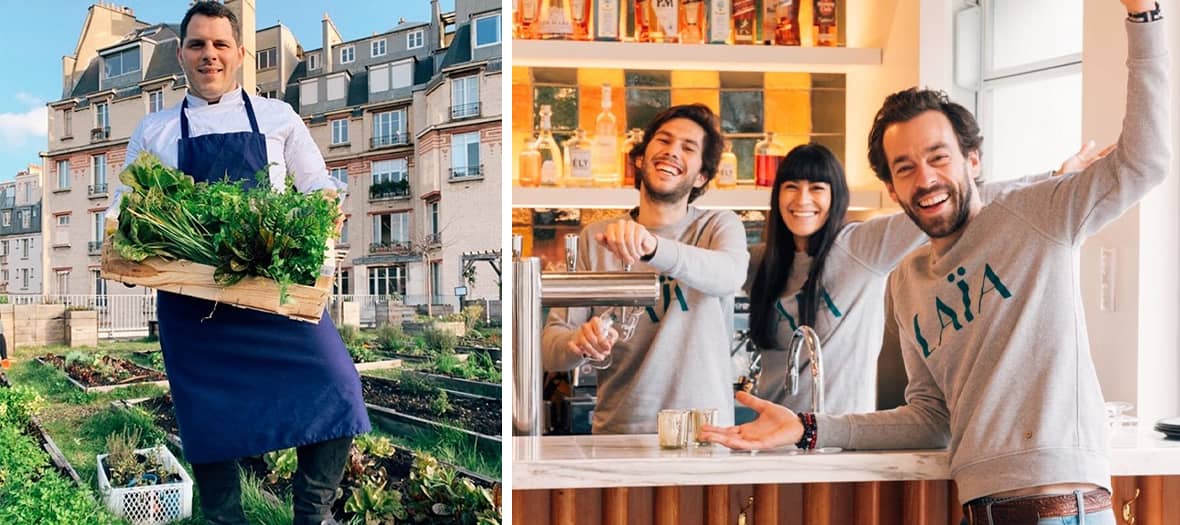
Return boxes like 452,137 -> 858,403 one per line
698,391 -> 804,450
1122,0 -> 1156,14
594,220 -> 658,266
322,189 -> 345,235
566,316 -> 618,361
1055,140 -> 1117,176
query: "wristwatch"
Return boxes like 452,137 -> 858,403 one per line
1128,2 -> 1162,23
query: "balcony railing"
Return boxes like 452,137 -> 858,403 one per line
88,240 -> 103,255
91,127 -> 110,141
370,132 -> 409,149
425,232 -> 442,246
450,102 -> 481,121
0,198 -> 13,208
368,241 -> 413,255
0,254 -> 7,265
448,165 -> 483,181
89,183 -> 109,198
369,180 -> 411,201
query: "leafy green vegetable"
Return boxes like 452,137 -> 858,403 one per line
113,152 -> 339,303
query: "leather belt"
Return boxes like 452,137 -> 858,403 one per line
963,489 -> 1111,524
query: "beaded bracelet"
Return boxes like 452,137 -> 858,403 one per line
795,412 -> 818,450
1128,2 -> 1163,23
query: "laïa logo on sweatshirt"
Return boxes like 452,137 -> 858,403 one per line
775,288 -> 844,331
912,263 -> 1012,358
645,275 -> 689,323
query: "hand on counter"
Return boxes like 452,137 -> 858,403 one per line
699,391 -> 804,451
595,220 -> 658,266
567,315 -> 619,361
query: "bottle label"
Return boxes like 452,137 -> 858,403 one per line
732,0 -> 756,43
541,6 -> 573,35
570,150 -> 593,180
654,0 -> 679,40
708,0 -> 731,43
719,159 -> 737,184
541,160 -> 558,184
596,0 -> 620,39
523,0 -> 538,21
572,0 -> 588,22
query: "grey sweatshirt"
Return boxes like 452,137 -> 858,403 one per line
748,176 -> 1051,415
542,206 -> 750,433
815,20 -> 1170,503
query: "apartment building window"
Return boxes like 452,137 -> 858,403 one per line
56,160 -> 70,189
372,212 -> 409,247
368,265 -> 406,296
63,109 -> 72,137
93,269 -> 107,297
340,45 -> 355,64
371,110 -> 406,147
21,239 -> 28,259
56,215 -> 70,246
23,183 -> 30,204
369,61 -> 413,93
56,271 -> 69,295
21,269 -> 29,291
450,132 -> 481,179
371,39 -> 386,58
976,0 -> 1082,181
257,47 -> 277,70
407,30 -> 424,50
327,74 -> 347,101
331,119 -> 350,145
330,167 -> 348,185
95,103 -> 109,130
371,158 -> 408,187
451,76 -> 480,119
338,268 -> 351,295
300,80 -> 318,106
92,154 -> 108,195
430,261 -> 441,301
429,201 -> 440,236
308,53 -> 319,70
340,218 -> 350,245
149,90 -> 165,113
103,46 -> 140,78
2,240 -> 7,255
3,212 -> 9,227
91,211 -> 105,246
260,90 -> 278,99
21,211 -> 29,229
474,14 -> 502,48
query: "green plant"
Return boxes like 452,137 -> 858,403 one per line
103,426 -> 174,487
0,424 -> 49,492
372,324 -> 406,353
354,434 -> 395,459
148,351 -> 165,371
460,304 -> 484,330
403,455 -> 500,525
397,372 -> 438,398
348,342 -> 378,364
430,390 -> 451,417
423,327 -> 457,355
264,447 -> 298,484
338,324 -> 361,346
0,468 -> 120,524
345,476 -> 407,524
240,470 -> 295,525
0,385 -> 43,428
64,350 -> 96,368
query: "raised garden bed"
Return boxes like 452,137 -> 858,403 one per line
37,353 -> 169,393
361,375 -> 500,457
401,369 -> 500,399
456,345 -> 501,362
114,396 -> 184,452
0,371 -> 83,487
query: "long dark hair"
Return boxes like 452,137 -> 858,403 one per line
749,143 -> 850,350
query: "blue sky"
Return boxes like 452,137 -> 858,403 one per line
0,0 -> 455,182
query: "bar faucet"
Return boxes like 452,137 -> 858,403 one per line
786,325 -> 824,414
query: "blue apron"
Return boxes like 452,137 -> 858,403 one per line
158,89 -> 370,464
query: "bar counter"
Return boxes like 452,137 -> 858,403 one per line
512,432 -> 1180,524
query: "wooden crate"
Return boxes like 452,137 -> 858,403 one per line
99,241 -> 331,324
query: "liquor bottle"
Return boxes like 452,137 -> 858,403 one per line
592,85 -> 621,187
732,0 -> 756,44
678,0 -> 705,44
707,0 -> 731,44
762,0 -> 777,44
651,0 -> 679,43
571,0 -> 592,40
754,132 -> 784,187
565,129 -> 594,187
539,0 -> 574,40
621,128 -> 644,187
536,105 -> 563,186
515,0 -> 541,39
773,0 -> 801,46
519,135 -> 541,187
594,0 -> 622,41
634,0 -> 653,42
813,0 -> 837,47
716,141 -> 738,188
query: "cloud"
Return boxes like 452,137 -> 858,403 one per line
0,101 -> 47,151
14,92 -> 43,106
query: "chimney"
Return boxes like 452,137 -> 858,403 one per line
224,0 -> 257,94
430,0 -> 441,51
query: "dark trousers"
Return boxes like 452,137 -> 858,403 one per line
191,436 -> 352,525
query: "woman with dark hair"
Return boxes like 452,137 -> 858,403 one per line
747,141 -> 1108,414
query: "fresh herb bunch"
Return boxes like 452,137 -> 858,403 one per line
113,153 -> 339,302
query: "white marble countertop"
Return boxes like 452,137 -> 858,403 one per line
513,431 -> 1180,489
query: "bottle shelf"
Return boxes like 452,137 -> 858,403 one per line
512,39 -> 882,73
512,186 -> 888,211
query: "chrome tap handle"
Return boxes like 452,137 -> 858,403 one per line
512,234 -> 523,261
789,326 -> 824,414
786,332 -> 801,396
564,234 -> 579,272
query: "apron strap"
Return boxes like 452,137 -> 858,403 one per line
180,88 -> 261,141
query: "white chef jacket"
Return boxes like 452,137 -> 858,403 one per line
108,87 -> 344,218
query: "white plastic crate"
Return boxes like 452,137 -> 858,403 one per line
96,445 -> 193,525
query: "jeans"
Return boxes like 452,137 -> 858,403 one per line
961,490 -> 1117,525
191,436 -> 352,525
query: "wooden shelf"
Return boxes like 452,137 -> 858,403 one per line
512,39 -> 881,73
512,186 -> 887,211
